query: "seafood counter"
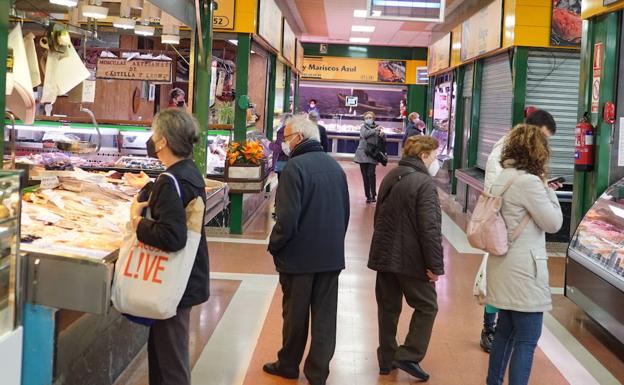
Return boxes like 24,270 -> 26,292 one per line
320,117 -> 406,157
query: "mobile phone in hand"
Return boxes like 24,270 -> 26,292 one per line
547,177 -> 566,185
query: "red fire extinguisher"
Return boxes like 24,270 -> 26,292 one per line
575,114 -> 594,172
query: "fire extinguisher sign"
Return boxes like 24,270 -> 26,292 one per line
592,43 -> 603,114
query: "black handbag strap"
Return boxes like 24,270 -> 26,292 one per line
378,170 -> 417,204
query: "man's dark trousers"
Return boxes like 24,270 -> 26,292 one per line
277,271 -> 340,385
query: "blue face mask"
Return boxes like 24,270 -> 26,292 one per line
365,119 -> 374,125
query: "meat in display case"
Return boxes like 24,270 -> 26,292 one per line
567,177 -> 624,344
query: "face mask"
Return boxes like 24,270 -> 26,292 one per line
310,104 -> 315,109
428,158 -> 441,177
177,100 -> 185,108
146,137 -> 159,159
365,119 -> 374,125
281,141 -> 292,157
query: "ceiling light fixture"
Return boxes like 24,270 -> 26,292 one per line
161,34 -> 180,45
135,24 -> 155,36
82,4 -> 108,19
354,9 -> 382,17
113,17 -> 135,29
349,37 -> 370,43
50,0 -> 78,7
228,39 -> 238,46
372,0 -> 441,8
161,24 -> 180,45
351,25 -> 375,32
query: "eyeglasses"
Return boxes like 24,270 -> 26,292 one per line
284,132 -> 301,140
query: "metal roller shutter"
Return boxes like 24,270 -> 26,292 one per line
526,50 -> 580,182
477,54 -> 513,169
463,64 -> 474,98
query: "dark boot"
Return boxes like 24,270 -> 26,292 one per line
480,328 -> 495,353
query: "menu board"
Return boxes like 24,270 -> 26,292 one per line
569,178 -> 624,288
258,0 -> 282,51
282,20 -> 296,66
428,33 -> 451,74
460,0 -> 502,62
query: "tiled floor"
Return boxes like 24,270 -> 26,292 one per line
115,161 -> 624,385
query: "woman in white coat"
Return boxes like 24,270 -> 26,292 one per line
485,124 -> 563,385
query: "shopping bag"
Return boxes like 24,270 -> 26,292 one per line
473,253 -> 489,305
111,173 -> 206,319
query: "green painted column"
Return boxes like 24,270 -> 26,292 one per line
284,68 -> 292,113
425,77 -> 435,134
265,54 -> 277,140
511,47 -> 529,126
229,33 -> 252,235
293,74 -> 300,113
0,0 -> 9,167
467,60 -> 483,167
451,66 -> 465,194
406,85 -> 427,120
192,0 -> 213,175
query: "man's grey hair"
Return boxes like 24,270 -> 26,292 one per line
288,115 -> 320,141
308,110 -> 319,122
281,113 -> 294,126
152,109 -> 199,158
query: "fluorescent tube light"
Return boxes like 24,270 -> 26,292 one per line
135,25 -> 155,36
113,17 -> 135,30
354,9 -> 382,17
349,37 -> 370,43
82,4 -> 108,19
352,25 -> 376,32
161,34 -> 180,45
50,0 -> 78,7
372,1 -> 441,8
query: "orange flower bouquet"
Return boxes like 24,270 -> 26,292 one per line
227,140 -> 266,166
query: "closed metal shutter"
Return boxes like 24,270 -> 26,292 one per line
463,64 -> 474,98
526,50 -> 580,182
477,54 -> 513,169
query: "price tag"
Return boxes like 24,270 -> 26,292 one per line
41,190 -> 65,209
40,175 -> 60,190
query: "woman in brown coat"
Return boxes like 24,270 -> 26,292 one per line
368,136 -> 445,382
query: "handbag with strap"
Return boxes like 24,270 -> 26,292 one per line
467,174 -> 531,256
112,173 -> 206,320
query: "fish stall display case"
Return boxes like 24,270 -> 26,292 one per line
323,116 -> 406,158
567,178 -> 624,344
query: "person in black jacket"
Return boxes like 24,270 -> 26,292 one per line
402,112 -> 426,144
368,135 -> 445,382
264,116 -> 350,385
308,110 -> 329,152
126,109 -> 209,385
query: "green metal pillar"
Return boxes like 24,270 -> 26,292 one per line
426,77 -> 435,134
229,33 -> 252,235
511,47 -> 529,126
192,0 -> 213,175
293,74 -> 300,113
451,66 -> 465,194
284,68 -> 292,113
265,54 -> 277,140
406,85 -> 427,120
0,0 -> 10,167
467,60 -> 483,167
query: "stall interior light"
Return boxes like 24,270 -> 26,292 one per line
50,0 -> 78,7
372,0 -> 441,8
113,17 -> 135,29
349,37 -> 370,43
351,25 -> 375,32
135,24 -> 155,36
82,4 -> 109,19
228,39 -> 238,46
161,34 -> 180,45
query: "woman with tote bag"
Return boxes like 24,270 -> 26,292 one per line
119,109 -> 210,385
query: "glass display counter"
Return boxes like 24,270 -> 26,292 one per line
322,116 -> 405,157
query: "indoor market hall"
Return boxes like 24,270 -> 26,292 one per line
4,1 -> 624,385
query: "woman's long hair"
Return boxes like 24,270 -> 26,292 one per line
500,124 -> 550,179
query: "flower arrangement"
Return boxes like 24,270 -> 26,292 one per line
226,140 -> 265,166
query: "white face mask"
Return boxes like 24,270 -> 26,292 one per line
281,141 -> 292,157
428,158 -> 441,177
365,119 -> 374,125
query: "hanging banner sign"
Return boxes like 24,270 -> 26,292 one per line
460,0 -> 502,62
213,0 -> 236,30
302,56 -> 407,84
96,58 -> 172,83
428,33 -> 451,74
592,42 -> 603,114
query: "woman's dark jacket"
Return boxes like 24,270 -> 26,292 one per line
368,156 -> 444,279
137,159 -> 209,308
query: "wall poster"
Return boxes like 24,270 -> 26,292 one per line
551,0 -> 582,46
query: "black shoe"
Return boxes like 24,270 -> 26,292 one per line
379,365 -> 397,375
371,197 -> 377,203
262,362 -> 299,379
366,198 -> 372,204
480,328 -> 495,353
393,360 -> 430,381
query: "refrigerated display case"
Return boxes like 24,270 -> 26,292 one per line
567,177 -> 624,344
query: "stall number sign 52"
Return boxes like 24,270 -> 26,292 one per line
213,0 -> 235,30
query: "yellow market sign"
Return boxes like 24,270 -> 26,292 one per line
460,0 -> 502,62
96,58 -> 172,83
428,33 -> 451,74
302,57 -> 409,84
582,0 -> 624,19
213,0 -> 235,30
